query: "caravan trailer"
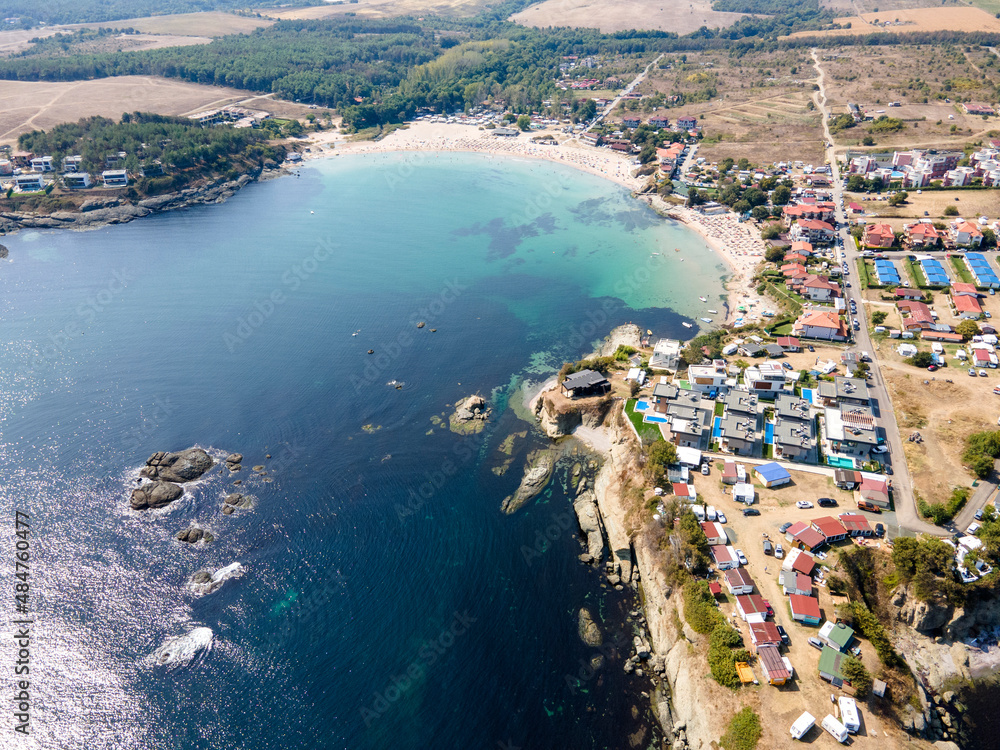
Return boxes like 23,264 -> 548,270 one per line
838,696 -> 860,734
821,714 -> 849,743
789,712 -> 815,740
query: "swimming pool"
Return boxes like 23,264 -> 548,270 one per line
826,456 -> 856,469
712,416 -> 722,440
644,415 -> 668,424
764,423 -> 774,444
635,400 -> 651,411
801,388 -> 815,404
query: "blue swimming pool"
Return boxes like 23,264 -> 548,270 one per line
764,423 -> 774,444
712,416 -> 722,439
826,456 -> 856,469
801,388 -> 815,404
644,415 -> 668,424
635,400 -> 651,411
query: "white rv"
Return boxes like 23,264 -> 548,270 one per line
822,714 -> 849,743
838,696 -> 860,734
790,712 -> 815,740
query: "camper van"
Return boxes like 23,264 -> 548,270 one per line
838,696 -> 860,734
706,505 -> 718,521
822,715 -> 849,744
722,343 -> 739,356
790,712 -> 815,740
692,505 -> 706,521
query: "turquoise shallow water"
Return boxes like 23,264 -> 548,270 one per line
0,152 -> 727,749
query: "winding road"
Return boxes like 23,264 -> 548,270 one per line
811,49 -> 942,537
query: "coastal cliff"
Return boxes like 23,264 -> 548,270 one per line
0,168 -> 283,234
534,389 -> 614,439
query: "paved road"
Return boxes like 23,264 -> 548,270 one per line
811,49 -> 942,537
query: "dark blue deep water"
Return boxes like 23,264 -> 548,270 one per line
0,153 -> 727,749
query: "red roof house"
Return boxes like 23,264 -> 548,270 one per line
736,594 -> 770,623
863,223 -> 895,248
748,621 -> 783,651
811,516 -> 849,542
789,594 -> 822,624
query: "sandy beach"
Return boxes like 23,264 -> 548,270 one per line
304,120 -> 768,327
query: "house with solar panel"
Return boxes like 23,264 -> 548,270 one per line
964,252 -> 1000,289
872,258 -> 900,287
917,256 -> 951,287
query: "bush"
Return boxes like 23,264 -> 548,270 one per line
646,440 -> 678,483
917,486 -> 969,523
945,206 -> 959,216
613,344 -> 637,361
963,430 -> 1000,478
720,707 -> 762,750
682,579 -> 724,635
708,625 -> 748,688
906,351 -> 934,368
871,310 -> 888,325
849,602 -> 903,667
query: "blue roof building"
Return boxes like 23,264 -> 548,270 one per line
755,462 -> 792,487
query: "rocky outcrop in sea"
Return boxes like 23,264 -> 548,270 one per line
500,447 -> 556,514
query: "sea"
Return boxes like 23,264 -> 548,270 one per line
0,151 -> 728,750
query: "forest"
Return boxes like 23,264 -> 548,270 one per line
2,0 -> 323,27
16,113 -> 286,192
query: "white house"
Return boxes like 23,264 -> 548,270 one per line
14,173 -> 44,192
700,521 -> 728,546
63,172 -> 91,189
710,544 -> 739,570
686,360 -> 729,394
102,169 -> 128,188
744,361 -> 787,397
29,155 -> 53,172
649,338 -> 682,370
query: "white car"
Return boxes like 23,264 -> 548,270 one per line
796,500 -> 814,509
872,445 -> 888,453
736,549 -> 749,566
968,522 -> 981,535
717,511 -> 727,524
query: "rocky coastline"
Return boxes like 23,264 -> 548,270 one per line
0,166 -> 287,235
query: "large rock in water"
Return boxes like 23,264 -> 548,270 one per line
500,449 -> 556,514
573,489 -> 606,561
130,481 -> 183,510
143,448 -> 214,483
578,607 -> 603,647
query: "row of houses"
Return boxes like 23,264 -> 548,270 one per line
865,219 -> 988,250
6,169 -> 130,192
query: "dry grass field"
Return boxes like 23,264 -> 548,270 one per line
635,50 -> 825,165
87,12 -> 272,36
820,45 -> 1000,150
844,189 -> 1000,222
511,0 -> 747,35
790,6 -> 1000,38
881,360 -> 987,504
0,77 -> 306,146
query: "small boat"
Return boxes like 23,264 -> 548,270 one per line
707,309 -> 718,314
646,329 -> 652,335
651,252 -> 660,256
699,296 -> 707,302
682,322 -> 693,328
700,317 -> 713,323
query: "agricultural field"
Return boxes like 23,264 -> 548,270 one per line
0,77 -> 307,146
511,0 -> 747,35
265,0 -> 488,20
83,12 -> 272,36
790,6 -> 1000,38
821,45 -> 1000,151
635,49 -> 824,165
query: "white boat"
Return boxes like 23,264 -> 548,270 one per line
700,317 -> 713,323
682,322 -> 693,328
707,309 -> 718,314
699,296 -> 707,302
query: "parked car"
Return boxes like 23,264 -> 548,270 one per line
736,549 -> 749,566
796,500 -> 814,509
975,507 -> 984,521
775,544 -> 784,559
872,445 -> 888,453
980,370 -> 989,377
743,508 -> 761,517
817,497 -> 837,507
808,637 -> 824,651
777,625 -> 790,645
807,345 -> 815,352
927,364 -> 938,372
779,522 -> 793,533
764,540 -> 773,555
874,523 -> 885,537
717,511 -> 727,524
884,464 -> 893,475
701,463 -> 710,476
969,368 -> 977,377
857,500 -> 882,513
968,522 -> 981,535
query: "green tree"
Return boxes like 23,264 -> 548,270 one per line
720,707 -> 762,750
945,206 -> 959,216
646,440 -> 678,482
846,175 -> 866,192
760,222 -> 783,240
888,191 -> 909,206
764,246 -> 785,263
771,184 -> 791,206
907,351 -> 935,368
956,319 -> 981,340
871,310 -> 887,325
516,114 -> 531,131
840,656 -> 872,698
751,205 -> 771,221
